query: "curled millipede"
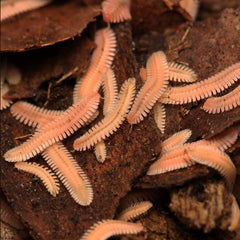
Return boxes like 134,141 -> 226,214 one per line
161,129 -> 192,154
117,201 -> 153,221
203,85 -> 240,114
160,63 -> 240,105
147,143 -> 195,175
94,68 -> 118,162
197,127 -> 239,151
102,0 -> 132,23
168,61 -> 197,82
153,102 -> 166,134
73,28 -> 116,103
147,127 -> 238,176
102,67 -> 118,116
128,51 -> 169,124
42,142 -> 93,206
10,96 -> 95,205
80,219 -> 143,240
14,162 -> 60,197
11,101 -> 63,128
188,145 -> 236,191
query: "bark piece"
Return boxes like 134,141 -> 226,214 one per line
131,0 -> 185,36
1,0 -> 100,52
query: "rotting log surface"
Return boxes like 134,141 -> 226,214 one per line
1,2 -> 240,240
